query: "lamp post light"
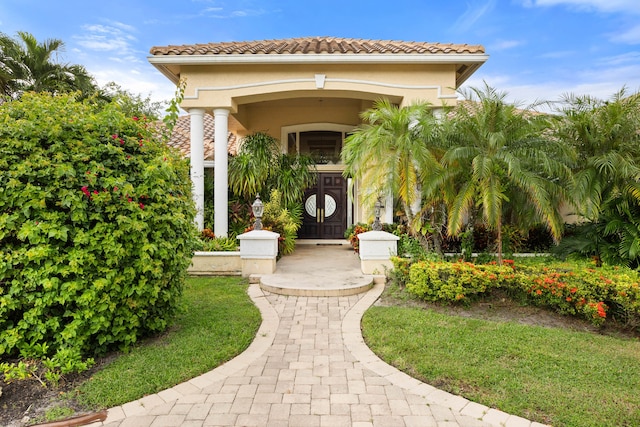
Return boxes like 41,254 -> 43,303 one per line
252,194 -> 264,230
372,198 -> 382,231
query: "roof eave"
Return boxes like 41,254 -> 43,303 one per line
148,53 -> 489,86
148,52 -> 488,66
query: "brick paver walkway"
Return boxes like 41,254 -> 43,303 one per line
90,283 -> 545,427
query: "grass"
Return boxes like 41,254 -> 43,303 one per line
73,276 -> 261,409
362,300 -> 640,427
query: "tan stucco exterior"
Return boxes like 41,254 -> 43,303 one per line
149,38 -> 488,236
176,63 -> 460,141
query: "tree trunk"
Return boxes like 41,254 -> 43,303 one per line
496,217 -> 503,265
431,202 -> 446,256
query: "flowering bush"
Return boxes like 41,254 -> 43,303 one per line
404,258 -> 640,328
345,223 -> 372,253
407,260 -> 516,303
389,256 -> 412,287
513,263 -> 640,327
0,93 -> 197,382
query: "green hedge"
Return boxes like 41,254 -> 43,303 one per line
406,260 -> 516,302
0,93 -> 197,380
401,257 -> 640,328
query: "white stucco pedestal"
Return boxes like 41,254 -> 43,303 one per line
237,230 -> 280,277
357,230 -> 400,275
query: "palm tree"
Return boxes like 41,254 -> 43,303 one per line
0,31 -> 96,98
0,32 -> 27,97
553,89 -> 640,265
341,99 -> 439,236
428,83 -> 570,263
553,89 -> 640,220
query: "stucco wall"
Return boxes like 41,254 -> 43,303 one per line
179,63 -> 458,111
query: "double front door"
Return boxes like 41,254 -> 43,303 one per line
299,173 -> 347,239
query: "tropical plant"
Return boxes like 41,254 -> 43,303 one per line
344,222 -> 372,253
0,31 -> 97,98
194,229 -> 238,251
426,83 -> 571,264
259,189 -> 302,255
0,92 -> 197,384
342,99 -> 440,237
553,89 -> 640,220
229,132 -> 316,208
552,89 -> 640,266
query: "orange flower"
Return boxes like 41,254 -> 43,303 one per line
596,302 -> 607,318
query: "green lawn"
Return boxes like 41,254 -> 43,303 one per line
74,276 -> 261,409
362,302 -> 640,427
62,272 -> 640,427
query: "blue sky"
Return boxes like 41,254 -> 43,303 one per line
1,0 -> 639,108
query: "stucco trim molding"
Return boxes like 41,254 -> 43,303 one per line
149,53 -> 488,66
184,77 -> 458,100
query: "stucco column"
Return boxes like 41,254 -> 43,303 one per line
384,192 -> 394,224
189,108 -> 205,231
214,108 -> 230,238
433,107 -> 445,121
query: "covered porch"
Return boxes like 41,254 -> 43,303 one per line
148,37 -> 488,238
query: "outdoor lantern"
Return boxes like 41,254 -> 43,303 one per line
372,198 -> 382,231
252,194 -> 264,230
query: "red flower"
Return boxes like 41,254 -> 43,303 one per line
570,287 -> 578,294
133,116 -> 139,121
536,290 -> 542,295
93,190 -> 99,195
81,186 -> 91,198
139,203 -> 144,209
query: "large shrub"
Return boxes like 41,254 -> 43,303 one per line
0,93 -> 197,378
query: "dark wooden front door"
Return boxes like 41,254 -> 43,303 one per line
299,173 -> 347,239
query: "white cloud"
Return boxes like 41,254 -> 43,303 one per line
521,0 -> 640,14
465,57 -> 640,111
74,21 -> 142,63
538,50 -> 576,59
609,24 -> 640,44
597,51 -> 640,65
89,64 -> 176,105
490,40 -> 525,51
199,7 -> 267,19
454,0 -> 497,32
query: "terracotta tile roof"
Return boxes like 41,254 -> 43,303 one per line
166,114 -> 238,160
150,37 -> 485,56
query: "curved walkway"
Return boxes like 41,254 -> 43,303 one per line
89,282 -> 547,427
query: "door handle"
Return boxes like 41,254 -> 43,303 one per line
320,208 -> 325,223
317,208 -> 321,223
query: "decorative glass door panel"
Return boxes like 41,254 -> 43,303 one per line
300,173 -> 347,239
